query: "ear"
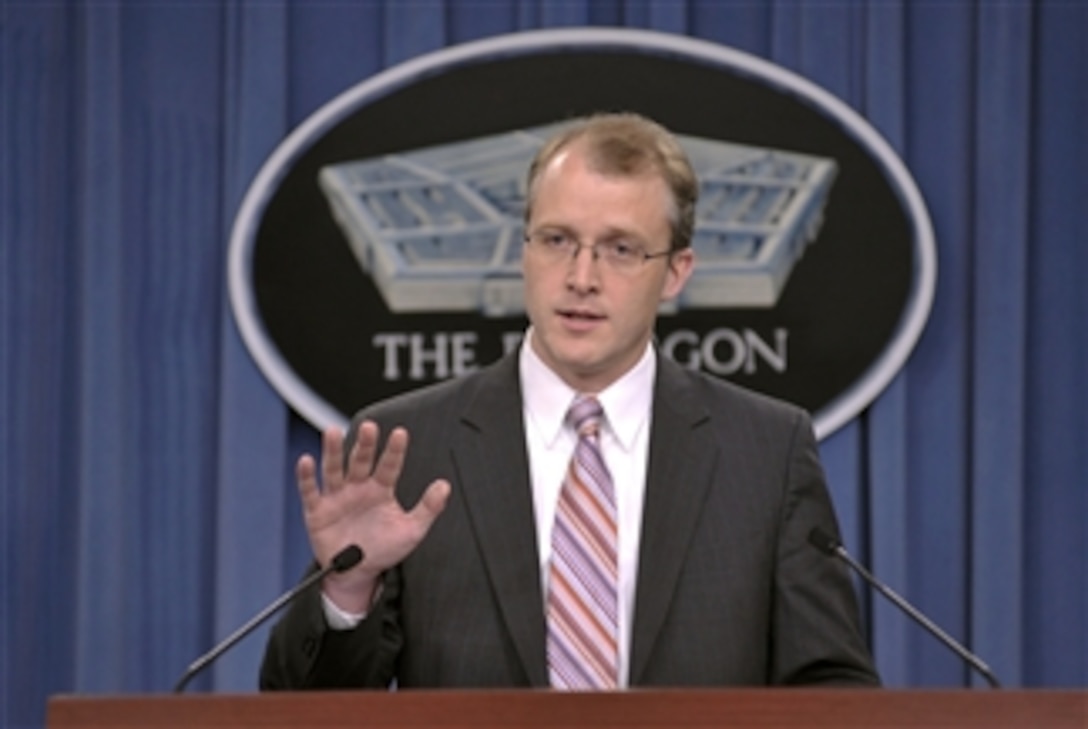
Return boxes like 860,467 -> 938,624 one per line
660,247 -> 695,302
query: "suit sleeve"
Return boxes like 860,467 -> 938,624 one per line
770,411 -> 881,686
259,412 -> 405,691
258,564 -> 403,690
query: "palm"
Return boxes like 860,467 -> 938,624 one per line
298,423 -> 450,603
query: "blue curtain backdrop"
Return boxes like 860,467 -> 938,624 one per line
3,1 -> 1085,726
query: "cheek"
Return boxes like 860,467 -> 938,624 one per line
521,263 -> 551,315
629,273 -> 669,309
523,260 -> 559,293
620,282 -> 670,332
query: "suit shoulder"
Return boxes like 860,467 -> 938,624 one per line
349,353 -> 516,429
660,356 -> 812,429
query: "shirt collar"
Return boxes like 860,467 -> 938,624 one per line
519,328 -> 656,451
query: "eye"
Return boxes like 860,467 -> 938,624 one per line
537,231 -> 572,250
602,239 -> 641,261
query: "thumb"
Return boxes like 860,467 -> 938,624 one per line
411,479 -> 451,529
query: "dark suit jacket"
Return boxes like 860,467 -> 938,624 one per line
260,351 -> 879,689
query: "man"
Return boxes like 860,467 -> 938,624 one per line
260,113 -> 879,689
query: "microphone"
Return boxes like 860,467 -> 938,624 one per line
807,527 -> 1001,689
173,544 -> 364,692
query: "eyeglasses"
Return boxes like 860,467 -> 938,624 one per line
524,229 -> 672,273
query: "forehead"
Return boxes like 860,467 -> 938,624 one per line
536,144 -> 670,198
530,148 -> 674,233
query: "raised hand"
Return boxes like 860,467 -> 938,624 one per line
296,421 -> 451,613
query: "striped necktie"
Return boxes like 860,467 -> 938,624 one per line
546,395 -> 618,689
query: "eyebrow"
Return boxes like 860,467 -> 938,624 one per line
531,222 -> 648,244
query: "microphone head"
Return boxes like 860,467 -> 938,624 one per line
331,544 -> 364,572
807,527 -> 841,556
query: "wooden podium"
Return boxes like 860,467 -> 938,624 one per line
47,689 -> 1087,728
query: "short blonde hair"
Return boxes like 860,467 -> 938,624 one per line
525,113 -> 698,251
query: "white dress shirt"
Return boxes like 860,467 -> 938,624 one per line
520,329 -> 654,688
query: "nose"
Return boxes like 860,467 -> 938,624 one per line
565,243 -> 600,292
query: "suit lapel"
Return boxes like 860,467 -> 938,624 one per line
450,355 -> 549,686
629,358 -> 718,684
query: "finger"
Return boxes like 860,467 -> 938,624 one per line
296,454 -> 320,511
321,427 -> 346,493
371,426 -> 410,490
345,420 -> 380,484
409,479 -> 452,530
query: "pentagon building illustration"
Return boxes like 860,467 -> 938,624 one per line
318,123 -> 837,317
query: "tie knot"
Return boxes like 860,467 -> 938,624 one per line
567,395 -> 603,437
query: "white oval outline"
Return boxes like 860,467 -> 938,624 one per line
228,27 -> 936,441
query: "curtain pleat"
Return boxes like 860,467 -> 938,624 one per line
72,0 -> 136,691
3,2 -> 1085,726
385,1 -> 448,65
969,1 -> 1034,687
4,4 -> 84,720
210,1 -> 293,694
900,0 -> 978,687
1023,0 -> 1088,688
863,0 -> 912,688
